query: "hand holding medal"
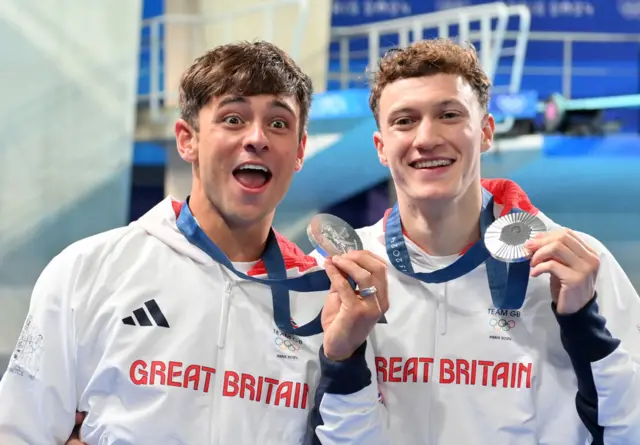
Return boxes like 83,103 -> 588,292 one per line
307,214 -> 389,361
485,212 -> 600,315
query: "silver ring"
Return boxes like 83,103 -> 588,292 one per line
359,285 -> 377,297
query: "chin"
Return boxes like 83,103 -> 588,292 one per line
217,198 -> 273,227
235,199 -> 274,218
409,183 -> 459,202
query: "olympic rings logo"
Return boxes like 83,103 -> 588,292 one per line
489,318 -> 516,332
275,336 -> 300,352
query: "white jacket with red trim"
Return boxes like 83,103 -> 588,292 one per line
0,197 -> 327,445
310,179 -> 640,445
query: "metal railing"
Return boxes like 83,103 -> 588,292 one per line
140,0 -> 310,122
136,2 -> 640,129
328,3 -> 530,88
504,31 -> 640,99
329,28 -> 640,101
328,2 -> 531,133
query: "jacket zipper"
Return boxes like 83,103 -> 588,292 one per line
429,283 -> 448,444
211,276 -> 233,445
218,280 -> 233,348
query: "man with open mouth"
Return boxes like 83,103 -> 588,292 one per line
0,41 -> 388,444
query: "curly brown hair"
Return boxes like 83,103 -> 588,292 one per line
368,39 -> 491,125
179,40 -> 313,139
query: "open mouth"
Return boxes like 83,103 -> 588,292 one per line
232,163 -> 273,190
410,159 -> 455,170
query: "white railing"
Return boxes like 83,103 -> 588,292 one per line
329,3 -> 531,87
140,0 -> 310,121
328,28 -> 640,103
328,2 -> 531,133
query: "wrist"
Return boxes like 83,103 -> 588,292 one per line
324,352 -> 353,362
318,341 -> 371,395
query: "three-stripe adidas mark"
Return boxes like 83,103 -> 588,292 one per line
122,299 -> 170,328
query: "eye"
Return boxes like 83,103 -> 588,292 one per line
441,112 -> 461,120
393,117 -> 415,126
270,119 -> 288,129
223,115 -> 243,125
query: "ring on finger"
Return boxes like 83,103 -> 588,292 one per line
359,285 -> 377,297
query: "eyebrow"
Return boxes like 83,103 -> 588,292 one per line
218,96 -> 246,108
387,99 -> 466,119
435,99 -> 466,109
218,96 -> 296,117
269,99 -> 296,117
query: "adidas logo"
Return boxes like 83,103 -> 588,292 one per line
122,299 -> 170,328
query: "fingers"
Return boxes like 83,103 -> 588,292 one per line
327,250 -> 389,314
529,229 -> 596,260
341,251 -> 389,312
324,259 -> 362,306
528,239 -> 575,268
526,229 -> 599,272
63,411 -> 86,445
530,258 -> 575,279
330,256 -> 375,290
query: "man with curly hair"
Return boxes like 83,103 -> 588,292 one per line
309,39 -> 640,444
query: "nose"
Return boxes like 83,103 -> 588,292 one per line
414,118 -> 444,150
243,122 -> 269,153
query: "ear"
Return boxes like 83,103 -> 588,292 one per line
295,131 -> 307,172
373,131 -> 388,167
481,113 -> 496,153
175,119 -> 198,163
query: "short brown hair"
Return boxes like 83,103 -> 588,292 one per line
368,39 -> 491,124
179,41 -> 313,138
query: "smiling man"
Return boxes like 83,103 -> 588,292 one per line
309,39 -> 640,445
0,41 -> 388,445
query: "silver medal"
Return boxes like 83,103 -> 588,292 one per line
307,214 -> 363,258
484,212 -> 547,263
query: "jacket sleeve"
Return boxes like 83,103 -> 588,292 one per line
307,340 -> 391,445
553,236 -> 640,444
0,252 -> 78,444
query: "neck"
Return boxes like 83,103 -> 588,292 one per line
397,181 -> 484,257
188,190 -> 272,263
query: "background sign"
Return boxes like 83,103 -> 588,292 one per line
489,90 -> 540,122
331,0 -> 640,33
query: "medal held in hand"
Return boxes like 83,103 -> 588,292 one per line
307,213 -> 387,323
484,212 -> 547,263
307,214 -> 363,258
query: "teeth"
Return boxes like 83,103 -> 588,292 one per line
238,164 -> 268,172
413,159 -> 453,169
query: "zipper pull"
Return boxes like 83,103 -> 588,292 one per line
218,280 -> 232,348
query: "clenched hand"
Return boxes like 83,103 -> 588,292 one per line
321,250 -> 389,361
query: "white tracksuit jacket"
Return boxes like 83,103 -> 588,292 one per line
0,197 -> 329,445
310,179 -> 640,445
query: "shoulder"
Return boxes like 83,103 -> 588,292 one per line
55,225 -> 144,269
37,225 -> 148,294
355,219 -> 384,244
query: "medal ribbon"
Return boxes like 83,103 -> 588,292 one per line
384,188 -> 531,309
177,200 -> 329,336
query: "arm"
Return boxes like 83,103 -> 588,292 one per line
554,237 -> 640,443
0,252 -> 78,444
308,340 -> 390,445
305,250 -> 391,445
